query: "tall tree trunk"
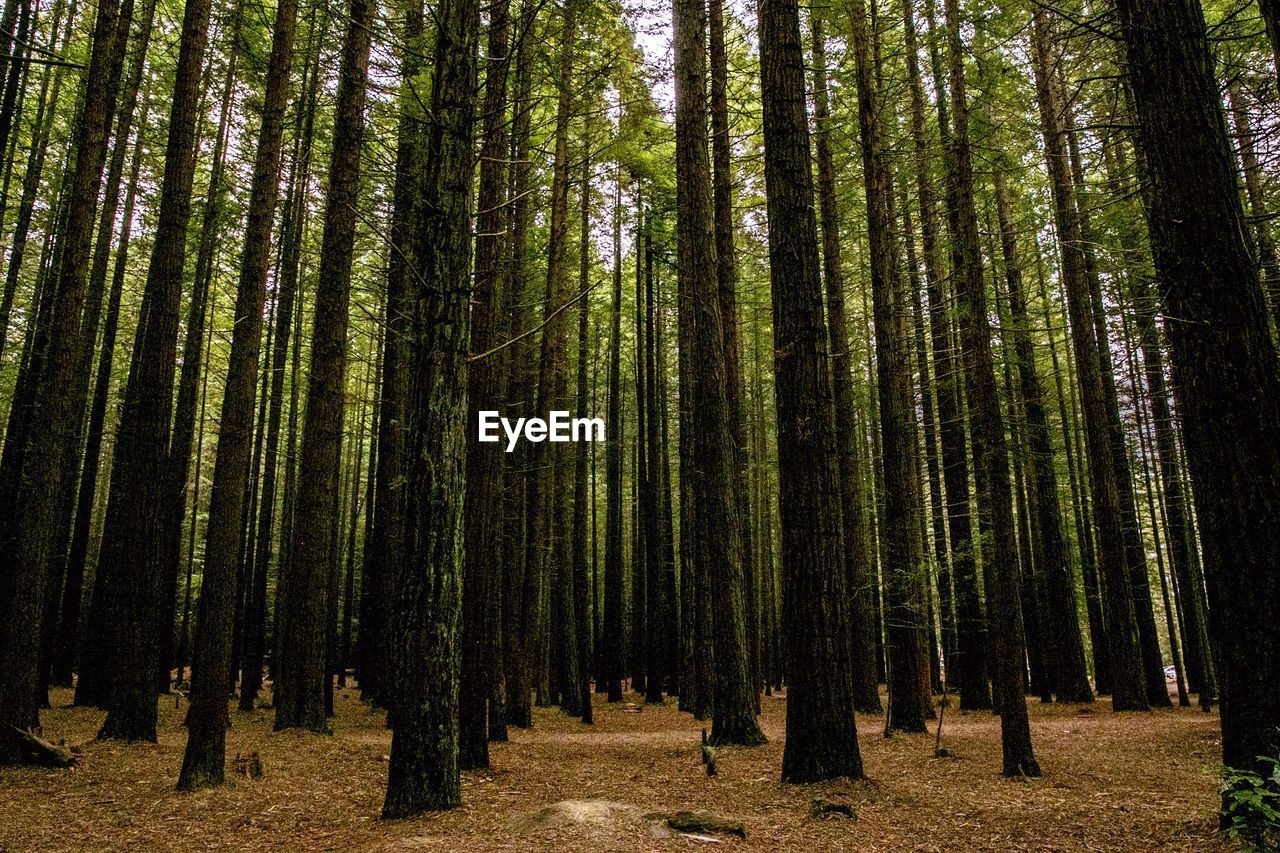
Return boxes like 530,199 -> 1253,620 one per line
154,0 -> 238,699
809,11 -> 880,715
676,0 -> 761,747
362,0 -> 422,709
1114,0 -> 1280,780
942,0 -> 1039,774
1063,103 -> 1169,709
601,165 -> 625,703
1031,9 -> 1147,711
243,23 -> 320,712
920,0 -> 989,710
525,0 -> 580,717
0,0 -> 130,751
276,0 -> 373,734
708,0 -> 757,707
458,0 -> 512,767
847,0 -> 928,733
1101,124 -> 1217,705
992,164 -> 1092,704
179,0 -> 298,786
501,0 -> 540,725
382,0 -> 479,814
573,139 -> 595,722
1036,247 -> 1110,694
641,213 -> 665,704
42,0 -> 156,699
757,0 -> 861,780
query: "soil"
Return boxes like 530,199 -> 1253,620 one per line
0,685 -> 1232,851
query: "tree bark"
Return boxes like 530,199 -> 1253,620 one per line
459,0 -> 512,767
676,0 -> 762,747
362,0 -> 422,709
848,0 -> 929,733
276,0 -> 373,734
757,0 -> 861,780
1114,0 -> 1280,778
0,0 -> 131,752
810,11 -> 880,715
1031,8 -> 1147,711
179,0 -> 298,786
382,0 -> 479,814
942,0 -> 1039,774
992,164 -> 1093,704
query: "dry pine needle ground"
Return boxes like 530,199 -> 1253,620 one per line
0,685 -> 1231,851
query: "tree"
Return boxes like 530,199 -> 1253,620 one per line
601,165 -> 625,704
1115,0 -> 1280,782
809,8 -> 880,715
460,0 -> 513,768
848,0 -> 930,732
382,0 -> 480,815
991,163 -> 1092,704
0,0 -> 133,755
920,0 -> 990,711
178,0 -> 299,787
675,0 -> 762,747
93,0 -> 211,742
1031,8 -> 1147,711
362,0 -> 424,709
757,0 -> 861,781
276,0 -> 374,734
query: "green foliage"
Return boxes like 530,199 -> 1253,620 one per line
1220,756 -> 1280,852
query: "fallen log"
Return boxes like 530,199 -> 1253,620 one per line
3,725 -> 76,768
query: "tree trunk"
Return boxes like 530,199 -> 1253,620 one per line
0,0 -> 131,752
992,164 -> 1093,704
602,165 -> 625,703
362,0 -> 422,709
381,0 -> 479,814
920,0 -> 989,711
573,144 -> 595,721
847,0 -> 929,733
676,0 -> 762,747
942,0 -> 1039,775
757,0 -> 861,780
95,0 -> 209,742
810,11 -> 880,715
1114,0 -> 1280,779
179,0 -> 298,787
709,0 -> 757,707
459,0 -> 512,767
276,0 -> 373,734
1031,9 -> 1147,711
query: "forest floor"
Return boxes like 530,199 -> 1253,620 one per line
0,683 -> 1233,851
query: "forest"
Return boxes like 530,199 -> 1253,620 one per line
0,0 -> 1278,847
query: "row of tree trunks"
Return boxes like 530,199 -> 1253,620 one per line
0,0 -> 133,755
275,0 -> 374,734
178,0 -> 299,787
809,10 -> 880,716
